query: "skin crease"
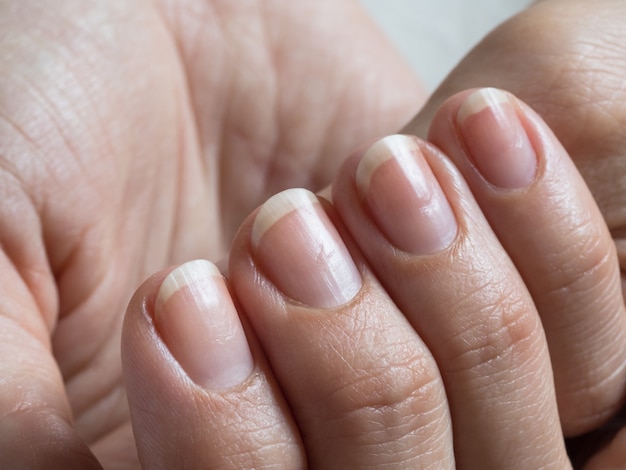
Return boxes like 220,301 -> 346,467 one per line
2,0 -> 626,467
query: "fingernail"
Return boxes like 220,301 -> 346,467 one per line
155,260 -> 254,390
252,188 -> 361,308
457,88 -> 537,189
355,135 -> 457,254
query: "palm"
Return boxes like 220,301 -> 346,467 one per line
0,0 -> 421,467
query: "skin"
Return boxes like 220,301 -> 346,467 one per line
405,4 -> 626,460
0,0 -> 420,467
408,0 -> 626,261
124,88 -> 624,468
1,0 -> 625,467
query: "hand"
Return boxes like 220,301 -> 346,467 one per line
123,87 -> 622,468
122,0 -> 626,465
0,1 -> 421,466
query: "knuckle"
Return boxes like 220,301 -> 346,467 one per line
291,306 -> 453,465
541,218 -> 618,306
442,278 -> 542,374
329,347 -> 446,445
183,375 -> 305,467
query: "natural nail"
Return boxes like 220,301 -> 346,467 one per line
155,260 -> 254,390
356,134 -> 457,254
252,188 -> 362,308
457,88 -> 537,189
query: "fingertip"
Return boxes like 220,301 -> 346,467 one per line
248,188 -> 362,309
122,261 -> 302,468
124,260 -> 255,393
155,260 -> 254,390
228,187 -> 456,469
430,87 -> 542,189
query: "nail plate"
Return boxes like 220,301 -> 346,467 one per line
155,259 -> 254,390
356,135 -> 457,254
252,188 -> 361,308
457,88 -> 537,189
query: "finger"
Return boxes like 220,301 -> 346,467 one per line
0,178 -> 100,467
229,189 -> 455,468
122,260 -> 303,469
332,135 -> 569,468
402,0 -> 626,287
428,88 -> 626,436
0,252 -> 101,468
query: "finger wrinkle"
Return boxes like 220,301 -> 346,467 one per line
441,287 -> 541,373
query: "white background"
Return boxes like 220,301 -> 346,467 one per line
361,0 -> 533,90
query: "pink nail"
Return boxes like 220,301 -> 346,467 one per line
155,260 -> 254,390
457,88 -> 537,189
252,188 -> 362,308
356,135 -> 457,254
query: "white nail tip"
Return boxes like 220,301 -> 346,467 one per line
458,88 -> 511,123
157,259 -> 221,308
252,188 -> 319,247
356,135 -> 422,192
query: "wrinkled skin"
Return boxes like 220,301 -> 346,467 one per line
0,0 -> 421,467
1,0 -> 625,467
